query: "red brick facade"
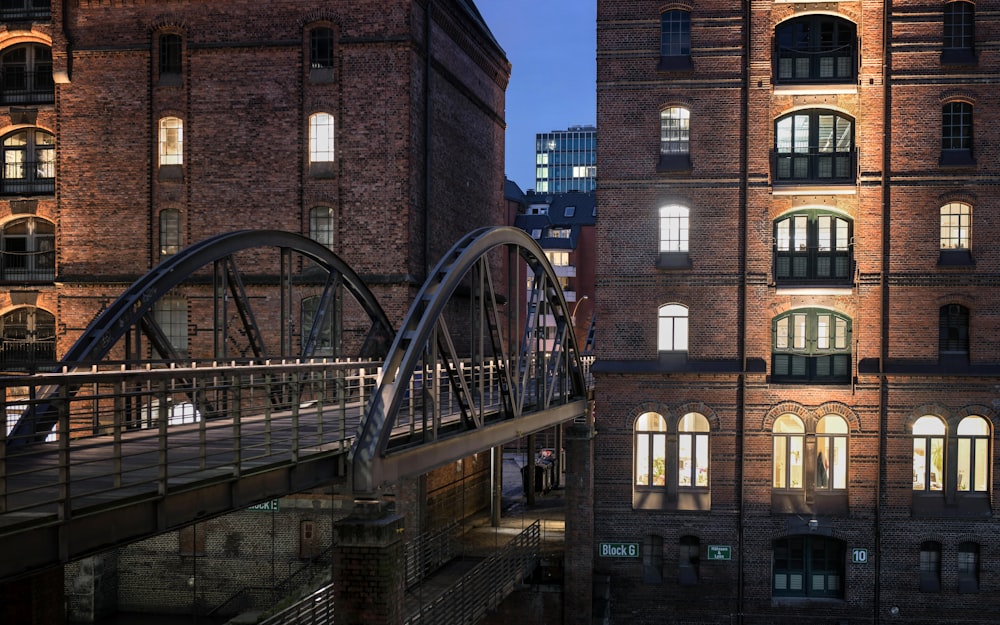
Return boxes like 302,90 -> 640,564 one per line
593,2 -> 1000,624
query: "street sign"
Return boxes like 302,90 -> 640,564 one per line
248,499 -> 280,511
599,542 -> 639,558
707,545 -> 732,561
852,548 -> 868,564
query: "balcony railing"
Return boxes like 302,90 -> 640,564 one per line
1,160 -> 54,195
0,69 -> 54,104
0,249 -> 54,281
771,148 -> 856,185
0,0 -> 50,21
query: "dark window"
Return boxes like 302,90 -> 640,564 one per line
939,304 -> 969,355
772,309 -> 851,383
775,15 -> 857,83
773,536 -> 845,598
919,541 -> 941,592
0,44 -> 52,105
178,524 -> 206,557
0,0 -> 50,21
659,10 -> 692,70
678,536 -> 699,585
1,128 -> 54,195
301,295 -> 338,358
774,211 -> 852,284
310,27 -> 334,70
958,542 -> 979,593
1,216 -> 53,281
941,102 -> 974,165
641,535 -> 663,584
159,34 -> 182,76
943,2 -> 975,59
300,520 -> 319,559
774,110 -> 855,184
0,306 -> 54,370
159,209 -> 182,258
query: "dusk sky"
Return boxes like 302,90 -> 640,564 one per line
476,0 -> 597,193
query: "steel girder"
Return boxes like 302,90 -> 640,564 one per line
8,229 -> 394,444
350,226 -> 588,495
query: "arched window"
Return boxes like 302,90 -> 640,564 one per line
1,128 -> 54,195
772,308 -> 851,383
775,15 -> 856,84
159,34 -> 182,77
941,101 -> 974,165
657,304 -> 688,352
920,541 -> 942,592
310,27 -> 334,70
774,211 -> 852,283
774,110 -> 855,183
309,112 -> 335,163
816,415 -> 848,490
1,216 -> 54,281
659,9 -> 691,70
641,534 -> 663,584
158,117 -> 183,166
678,412 -> 709,488
958,541 -> 980,593
678,536 -> 699,585
310,206 -> 335,249
956,415 -> 989,493
940,202 -> 971,250
773,536 -> 845,598
660,106 -> 690,154
773,414 -> 805,490
0,306 -> 55,370
0,43 -> 53,104
913,415 -> 946,492
159,209 -> 182,258
635,412 -> 667,488
943,1 -> 975,63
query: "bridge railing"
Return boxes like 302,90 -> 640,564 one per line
0,359 -> 380,529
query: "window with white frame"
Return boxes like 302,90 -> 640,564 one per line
678,412 -> 709,488
940,202 -> 971,249
159,209 -> 182,258
158,117 -> 183,166
635,412 -> 667,487
660,107 -> 690,155
913,415 -> 945,492
773,414 -> 804,490
310,206 -> 335,249
309,112 -> 335,164
657,303 -> 688,352
659,205 -> 689,253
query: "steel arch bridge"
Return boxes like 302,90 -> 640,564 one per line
0,227 -> 590,581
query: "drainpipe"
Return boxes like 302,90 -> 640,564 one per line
423,1 -> 433,280
736,1 -> 750,623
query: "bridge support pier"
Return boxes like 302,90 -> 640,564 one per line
0,566 -> 65,624
564,419 -> 596,625
333,500 -> 406,625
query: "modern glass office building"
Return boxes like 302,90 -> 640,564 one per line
534,125 -> 596,193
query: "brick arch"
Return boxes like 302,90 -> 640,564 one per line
815,402 -> 862,433
934,293 -> 975,309
658,3 -> 693,12
774,9 -> 858,26
905,404 -> 950,432
300,13 -> 342,30
939,90 -> 976,106
936,191 -> 976,205
0,33 -> 52,49
950,406 -> 995,431
148,20 -> 188,36
762,401 -> 811,430
626,401 -> 672,430
675,401 -> 720,432
766,301 -> 855,324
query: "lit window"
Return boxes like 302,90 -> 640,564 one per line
546,251 -> 569,266
775,15 -> 856,83
940,202 -> 971,249
657,303 -> 688,352
773,536 -> 844,598
659,205 -> 689,253
1,128 -> 54,195
635,412 -> 667,487
310,206 -> 335,249
774,211 -> 852,283
912,415 -> 945,492
0,43 -> 53,105
958,542 -> 980,593
660,107 -> 690,155
309,112 -> 335,163
547,227 -> 571,239
159,209 -> 182,258
678,413 -> 709,488
773,414 -> 804,490
772,309 -> 851,383
956,415 -> 989,493
920,541 -> 942,592
158,117 -> 183,166
816,415 -> 848,490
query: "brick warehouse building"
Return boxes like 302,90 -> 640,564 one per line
0,0 -> 509,622
589,2 -> 999,625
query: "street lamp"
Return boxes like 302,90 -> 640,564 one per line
571,295 -> 589,322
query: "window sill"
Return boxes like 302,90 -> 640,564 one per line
938,249 -> 974,267
158,73 -> 183,87
941,49 -> 977,66
158,165 -> 184,181
309,68 -> 336,84
656,252 -> 691,270
939,150 -> 976,167
773,82 -> 857,96
309,161 -> 336,178
657,153 -> 692,173
657,55 -> 693,72
771,183 -> 856,196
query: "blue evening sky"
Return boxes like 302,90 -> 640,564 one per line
476,0 -> 597,194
